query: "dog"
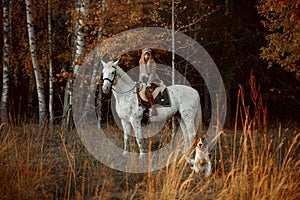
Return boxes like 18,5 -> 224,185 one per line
186,134 -> 212,177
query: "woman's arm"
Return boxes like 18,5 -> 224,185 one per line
147,60 -> 157,85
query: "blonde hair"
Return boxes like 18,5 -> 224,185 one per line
139,51 -> 153,70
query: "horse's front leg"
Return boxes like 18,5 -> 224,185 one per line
121,120 -> 132,155
130,118 -> 145,159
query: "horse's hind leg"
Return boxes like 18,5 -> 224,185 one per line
180,112 -> 197,146
185,120 -> 197,144
121,120 -> 131,155
177,117 -> 189,148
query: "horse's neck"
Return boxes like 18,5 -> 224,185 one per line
112,66 -> 134,95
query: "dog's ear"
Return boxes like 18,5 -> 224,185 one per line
192,138 -> 199,147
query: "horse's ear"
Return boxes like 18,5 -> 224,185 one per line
113,59 -> 119,66
101,60 -> 106,67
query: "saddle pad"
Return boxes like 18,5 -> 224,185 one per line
138,84 -> 171,107
139,84 -> 166,102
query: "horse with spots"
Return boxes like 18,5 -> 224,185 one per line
101,60 -> 202,158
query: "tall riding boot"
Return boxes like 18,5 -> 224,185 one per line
146,91 -> 157,116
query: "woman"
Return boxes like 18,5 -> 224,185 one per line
139,48 -> 161,85
139,48 -> 161,116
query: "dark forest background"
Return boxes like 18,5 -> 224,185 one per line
0,1 -> 299,199
0,0 -> 299,128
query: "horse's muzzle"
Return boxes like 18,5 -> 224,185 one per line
102,83 -> 111,94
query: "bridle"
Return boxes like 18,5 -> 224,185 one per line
102,66 -> 116,86
102,65 -> 136,94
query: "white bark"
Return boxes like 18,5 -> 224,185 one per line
63,0 -> 87,128
48,0 -> 54,130
83,0 -> 107,123
72,0 -> 86,76
97,0 -> 106,40
95,0 -> 106,127
1,0 -> 10,123
25,0 -> 47,128
62,80 -> 71,128
171,0 -> 175,135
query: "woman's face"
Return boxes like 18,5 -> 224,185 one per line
144,53 -> 150,61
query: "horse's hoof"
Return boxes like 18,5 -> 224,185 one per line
123,151 -> 129,156
139,152 -> 145,159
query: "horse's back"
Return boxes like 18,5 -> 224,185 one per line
166,84 -> 200,111
167,85 -> 200,102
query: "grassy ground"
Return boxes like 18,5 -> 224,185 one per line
0,120 -> 299,200
0,87 -> 299,199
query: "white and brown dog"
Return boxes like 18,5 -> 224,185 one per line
186,135 -> 212,177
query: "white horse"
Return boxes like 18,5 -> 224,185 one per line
101,60 -> 202,158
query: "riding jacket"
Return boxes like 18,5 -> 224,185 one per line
139,51 -> 161,86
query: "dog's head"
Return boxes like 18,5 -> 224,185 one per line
192,134 -> 207,150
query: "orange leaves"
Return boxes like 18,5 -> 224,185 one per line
257,0 -> 300,79
53,69 -> 76,84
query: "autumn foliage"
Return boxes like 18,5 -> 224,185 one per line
0,1 -> 299,199
257,0 -> 300,79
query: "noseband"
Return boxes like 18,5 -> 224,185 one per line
102,65 -> 116,86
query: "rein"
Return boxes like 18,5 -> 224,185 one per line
112,83 -> 137,94
103,65 -> 137,94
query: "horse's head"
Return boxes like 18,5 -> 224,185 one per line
101,60 -> 118,94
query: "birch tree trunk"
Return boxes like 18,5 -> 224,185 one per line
1,0 -> 10,123
25,0 -> 47,128
171,0 -> 175,135
48,0 -> 54,130
62,80 -> 71,128
95,0 -> 106,128
62,0 -> 87,129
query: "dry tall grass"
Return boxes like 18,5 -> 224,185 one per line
0,78 -> 299,199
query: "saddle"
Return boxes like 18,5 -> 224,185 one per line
136,83 -> 171,108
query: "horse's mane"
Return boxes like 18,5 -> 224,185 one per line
115,65 -> 134,85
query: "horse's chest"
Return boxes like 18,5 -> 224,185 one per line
115,96 -> 136,118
